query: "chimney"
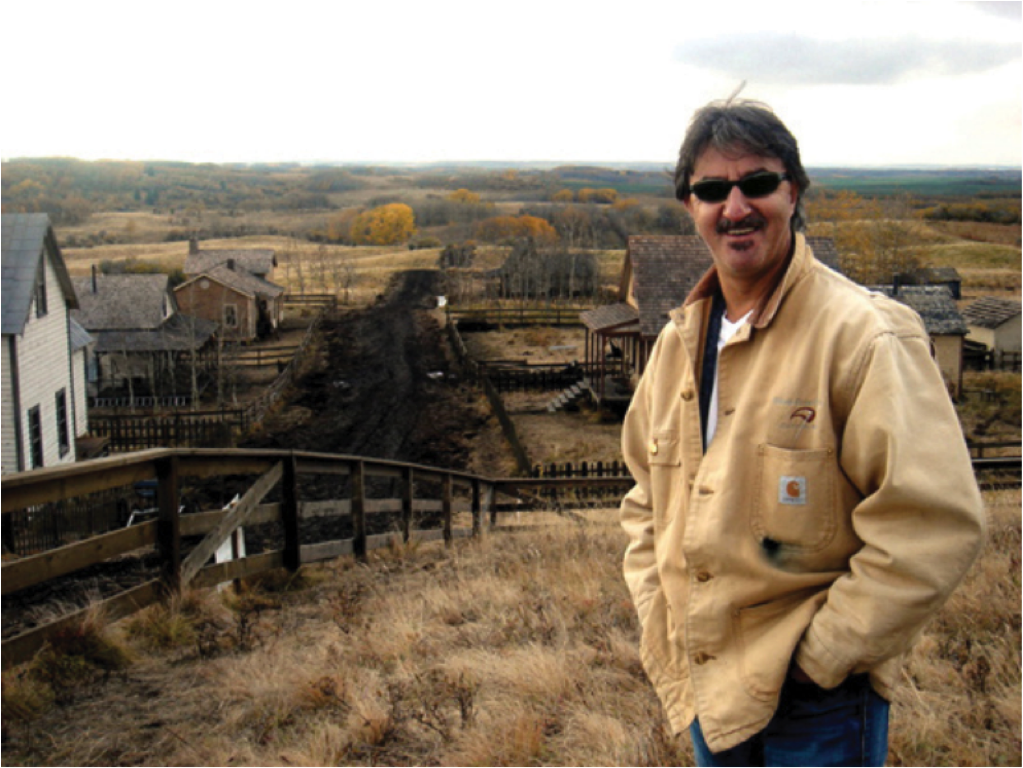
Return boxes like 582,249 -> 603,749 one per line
892,273 -> 902,297
91,264 -> 98,293
227,258 -> 236,271
189,236 -> 199,256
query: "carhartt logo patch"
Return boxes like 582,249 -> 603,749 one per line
779,476 -> 807,505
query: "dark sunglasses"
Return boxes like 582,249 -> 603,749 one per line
690,171 -> 790,203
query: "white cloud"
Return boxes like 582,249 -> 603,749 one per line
674,35 -> 1020,85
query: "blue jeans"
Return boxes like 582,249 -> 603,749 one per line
690,674 -> 890,767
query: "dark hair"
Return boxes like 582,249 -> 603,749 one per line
674,99 -> 810,231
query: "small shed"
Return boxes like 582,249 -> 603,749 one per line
961,296 -> 1022,358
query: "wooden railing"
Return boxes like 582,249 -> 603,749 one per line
1,448 -> 634,670
446,306 -> 589,328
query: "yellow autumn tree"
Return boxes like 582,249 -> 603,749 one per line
349,203 -> 416,245
448,188 -> 481,204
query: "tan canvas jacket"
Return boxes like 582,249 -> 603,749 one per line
620,233 -> 986,753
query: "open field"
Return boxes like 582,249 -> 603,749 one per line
3,492 -> 1019,767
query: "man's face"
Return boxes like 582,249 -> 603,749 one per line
684,145 -> 798,289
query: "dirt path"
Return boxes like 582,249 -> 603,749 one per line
244,270 -> 492,471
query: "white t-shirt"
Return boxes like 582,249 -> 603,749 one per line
706,310 -> 752,446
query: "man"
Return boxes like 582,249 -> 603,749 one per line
619,99 -> 985,766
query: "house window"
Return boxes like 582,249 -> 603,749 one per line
224,304 -> 238,328
56,389 -> 70,457
28,406 -> 44,468
35,269 -> 48,318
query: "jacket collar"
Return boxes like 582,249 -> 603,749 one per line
672,231 -> 814,330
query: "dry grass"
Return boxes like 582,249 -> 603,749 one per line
4,492 -> 1018,767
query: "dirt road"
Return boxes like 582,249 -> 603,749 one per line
244,270 -> 490,471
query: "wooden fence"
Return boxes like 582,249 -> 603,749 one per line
485,363 -> 598,393
1,448 -> 633,670
89,410 -> 246,452
446,306 -> 588,328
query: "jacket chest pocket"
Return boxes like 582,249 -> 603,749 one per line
752,444 -> 836,552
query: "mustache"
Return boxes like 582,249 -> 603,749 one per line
716,214 -> 766,235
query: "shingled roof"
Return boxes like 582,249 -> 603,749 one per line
71,274 -> 174,331
90,313 -> 218,353
870,285 -> 968,336
2,213 -> 79,335
580,302 -> 639,333
622,235 -> 842,339
961,296 -> 1022,330
176,262 -> 285,299
184,248 -> 277,277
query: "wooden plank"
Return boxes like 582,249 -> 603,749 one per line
2,452 -> 164,513
1,522 -> 157,595
282,456 -> 301,572
294,457 -> 352,476
352,461 -> 366,562
302,539 -> 355,563
178,503 -> 280,536
156,456 -> 181,595
191,551 -> 285,589
443,474 -> 453,546
402,467 -> 414,543
179,462 -> 283,587
2,580 -> 162,671
175,453 -> 280,479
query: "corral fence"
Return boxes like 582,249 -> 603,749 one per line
962,440 -> 1021,489
964,343 -> 1022,373
1,448 -> 634,670
446,305 -> 587,329
484,362 -> 600,393
90,410 -> 245,452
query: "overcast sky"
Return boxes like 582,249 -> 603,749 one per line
4,1 -> 1020,167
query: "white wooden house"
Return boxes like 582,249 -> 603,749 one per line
2,213 -> 91,473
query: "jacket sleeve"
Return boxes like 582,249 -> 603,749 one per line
620,335 -> 665,626
794,325 -> 987,689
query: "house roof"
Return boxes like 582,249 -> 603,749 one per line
580,302 -> 639,333
911,266 -> 961,283
184,248 -> 277,276
2,213 -> 79,335
623,235 -> 842,339
90,313 -> 218,353
870,285 -> 968,336
176,262 -> 286,300
71,273 -> 175,331
961,295 -> 1022,330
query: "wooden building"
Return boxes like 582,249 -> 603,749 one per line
175,261 -> 285,342
2,213 -> 91,473
72,270 -> 217,399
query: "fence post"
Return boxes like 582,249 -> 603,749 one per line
281,453 -> 301,572
156,455 -> 181,596
471,478 -> 482,538
402,466 -> 414,543
352,460 -> 367,562
442,474 -> 453,547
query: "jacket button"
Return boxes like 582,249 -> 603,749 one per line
693,652 -> 715,665
681,389 -> 695,401
698,486 -> 713,496
649,441 -> 659,455
696,570 -> 712,583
